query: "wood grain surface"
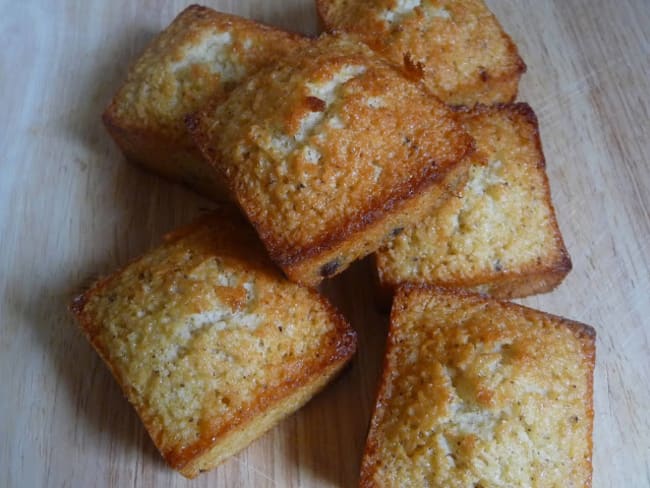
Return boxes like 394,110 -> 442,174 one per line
1,0 -> 649,486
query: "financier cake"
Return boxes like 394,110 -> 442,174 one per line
103,5 -> 307,198
361,285 -> 595,487
375,104 -> 571,300
187,34 -> 474,287
316,0 -> 526,106
70,207 -> 357,478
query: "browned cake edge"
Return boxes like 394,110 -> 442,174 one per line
375,103 -> 572,303
187,108 -> 474,287
179,357 -> 351,477
101,116 -> 230,198
102,5 -> 307,200
280,153 -> 472,287
69,209 -> 357,477
359,284 -> 595,487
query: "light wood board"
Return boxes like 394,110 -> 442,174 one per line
1,0 -> 649,486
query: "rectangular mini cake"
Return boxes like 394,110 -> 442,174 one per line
361,285 -> 595,487
187,34 -> 473,287
375,104 -> 571,300
103,5 -> 307,198
316,0 -> 526,106
70,207 -> 356,478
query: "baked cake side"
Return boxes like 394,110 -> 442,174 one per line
316,0 -> 526,106
375,103 -> 571,300
361,285 -> 595,487
70,208 -> 356,477
187,35 -> 473,286
103,5 -> 307,198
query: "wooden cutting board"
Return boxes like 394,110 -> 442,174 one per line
1,0 -> 648,486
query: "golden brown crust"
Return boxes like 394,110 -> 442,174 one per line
103,5 -> 307,199
361,284 -> 595,487
187,34 -> 473,286
375,103 -> 572,300
316,0 -> 526,106
70,206 -> 356,476
281,153 -> 472,286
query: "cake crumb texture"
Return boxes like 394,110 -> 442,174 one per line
361,285 -> 595,487
103,5 -> 306,197
375,104 -> 571,298
317,0 -> 525,105
188,34 -> 473,285
71,208 -> 356,477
